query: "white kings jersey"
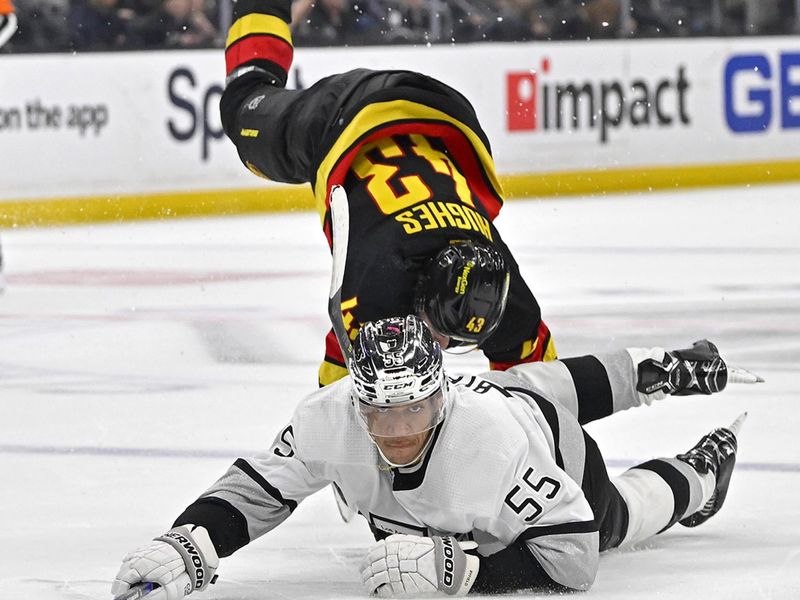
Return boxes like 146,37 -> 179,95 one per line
178,348 -> 667,591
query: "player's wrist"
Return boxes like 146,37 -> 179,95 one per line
431,536 -> 479,596
225,64 -> 279,87
459,550 -> 481,595
156,525 -> 220,593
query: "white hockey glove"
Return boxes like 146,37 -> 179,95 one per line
361,534 -> 480,597
111,525 -> 219,600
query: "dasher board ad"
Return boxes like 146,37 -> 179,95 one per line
1,38 -> 798,202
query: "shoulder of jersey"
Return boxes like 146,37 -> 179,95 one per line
292,377 -> 376,464
441,377 -> 530,470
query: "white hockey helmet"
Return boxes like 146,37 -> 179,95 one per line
350,315 -> 450,446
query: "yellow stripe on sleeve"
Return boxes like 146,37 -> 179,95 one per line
226,13 -> 292,48
319,361 -> 349,386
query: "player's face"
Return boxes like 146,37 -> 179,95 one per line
361,394 -> 442,465
375,428 -> 433,466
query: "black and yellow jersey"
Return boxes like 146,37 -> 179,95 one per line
221,0 -> 556,385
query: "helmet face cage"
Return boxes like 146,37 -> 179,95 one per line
358,389 -> 446,439
416,241 -> 511,347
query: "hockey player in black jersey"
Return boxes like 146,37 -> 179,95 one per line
220,0 -> 556,386
111,316 -> 761,599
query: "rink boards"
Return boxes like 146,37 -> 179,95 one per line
1,37 -> 799,225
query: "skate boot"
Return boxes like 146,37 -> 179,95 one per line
677,413 -> 746,528
637,339 -> 728,396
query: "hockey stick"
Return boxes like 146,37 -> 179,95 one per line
113,583 -> 157,600
327,185 -> 358,523
328,185 -> 353,367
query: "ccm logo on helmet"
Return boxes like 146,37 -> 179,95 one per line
164,531 -> 206,589
383,382 -> 413,391
441,537 -> 456,588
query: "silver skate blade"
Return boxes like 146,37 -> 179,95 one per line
727,412 -> 747,436
728,366 -> 765,384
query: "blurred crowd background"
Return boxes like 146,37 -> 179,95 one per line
2,0 -> 799,53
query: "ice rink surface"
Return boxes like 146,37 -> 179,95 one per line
1,183 -> 799,599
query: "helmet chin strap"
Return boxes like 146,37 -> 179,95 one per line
443,342 -> 478,355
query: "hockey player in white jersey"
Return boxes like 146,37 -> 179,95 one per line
112,315 -> 753,599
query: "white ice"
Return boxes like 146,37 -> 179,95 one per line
1,183 -> 799,599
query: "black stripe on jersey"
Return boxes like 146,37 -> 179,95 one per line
173,496 -> 250,558
471,539 -> 570,594
506,387 -> 564,470
516,519 -> 598,542
368,513 -> 428,540
581,431 -> 629,551
635,459 -> 690,531
232,0 -> 291,22
332,481 -> 348,507
392,422 -> 444,491
561,356 -> 613,425
233,457 -> 298,512
324,355 -> 346,368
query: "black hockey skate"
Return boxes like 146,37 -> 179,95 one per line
637,339 -> 728,396
677,413 -> 746,528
